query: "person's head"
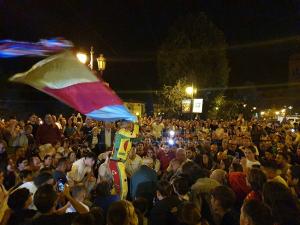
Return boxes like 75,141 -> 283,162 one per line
44,114 -> 53,126
240,200 -> 273,225
242,137 -> 252,147
211,185 -> 236,214
264,149 -> 274,161
287,165 -> 300,187
72,184 -> 87,202
56,157 -> 67,172
8,188 -> 33,211
33,172 -> 54,188
68,151 -> 77,163
25,124 -> 33,135
210,169 -> 227,185
177,202 -> 202,225
146,148 -> 156,159
176,148 -> 186,163
182,161 -> 207,185
156,180 -> 172,200
142,157 -> 154,168
275,152 -> 288,166
230,162 -> 243,172
260,160 -> 279,179
186,148 -> 195,160
19,169 -> 33,182
96,180 -> 113,197
128,147 -> 137,160
17,157 -> 29,171
220,157 -> 232,172
245,146 -> 256,161
172,176 -> 190,197
29,114 -> 37,124
136,142 -> 144,156
263,181 -> 300,225
132,197 -> 148,216
43,155 -> 53,167
89,207 -> 105,225
84,152 -> 96,167
210,143 -> 218,153
53,152 -> 63,166
228,139 -> 238,151
0,140 -> 7,154
34,184 -> 58,214
247,168 -> 267,193
107,200 -> 138,225
30,154 -> 41,169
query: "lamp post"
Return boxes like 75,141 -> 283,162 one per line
76,47 -> 106,79
185,85 -> 197,120
97,54 -> 106,77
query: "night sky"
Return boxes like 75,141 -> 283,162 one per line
1,0 -> 300,116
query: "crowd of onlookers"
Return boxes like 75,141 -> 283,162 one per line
0,113 -> 300,225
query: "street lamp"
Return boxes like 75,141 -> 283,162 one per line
76,52 -> 88,64
186,86 -> 195,96
275,111 -> 280,115
243,104 -> 247,108
76,47 -> 106,79
185,85 -> 197,119
97,54 -> 106,77
253,107 -> 257,110
288,106 -> 293,110
261,111 -> 265,116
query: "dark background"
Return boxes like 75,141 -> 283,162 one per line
1,0 -> 300,118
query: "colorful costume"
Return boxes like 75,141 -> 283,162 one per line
109,124 -> 139,199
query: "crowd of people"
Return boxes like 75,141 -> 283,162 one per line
0,112 -> 300,225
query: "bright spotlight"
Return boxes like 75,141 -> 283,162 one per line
76,52 -> 88,64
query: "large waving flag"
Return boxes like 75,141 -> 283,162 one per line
9,51 -> 136,122
0,38 -> 73,58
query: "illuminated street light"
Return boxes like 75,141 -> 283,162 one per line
186,86 -> 196,96
253,107 -> 257,110
288,106 -> 293,110
215,107 -> 219,110
76,52 -> 88,64
275,111 -> 280,115
243,104 -> 247,108
261,111 -> 265,116
97,54 -> 106,71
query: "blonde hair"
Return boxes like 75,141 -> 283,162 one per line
107,200 -> 138,225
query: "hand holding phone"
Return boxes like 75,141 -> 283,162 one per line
57,179 -> 66,192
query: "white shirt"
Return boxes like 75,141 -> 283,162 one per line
17,181 -> 37,209
18,181 -> 37,195
66,202 -> 89,213
246,159 -> 261,169
67,158 -> 91,185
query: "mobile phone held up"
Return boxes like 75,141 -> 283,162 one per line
57,179 -> 65,192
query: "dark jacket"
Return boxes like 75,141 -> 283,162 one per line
130,165 -> 157,200
149,196 -> 182,225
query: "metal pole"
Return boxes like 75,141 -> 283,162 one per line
89,46 -> 94,70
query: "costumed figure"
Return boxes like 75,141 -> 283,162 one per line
109,121 -> 139,199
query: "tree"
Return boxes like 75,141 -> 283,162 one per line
160,78 -> 189,116
157,13 -> 230,116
